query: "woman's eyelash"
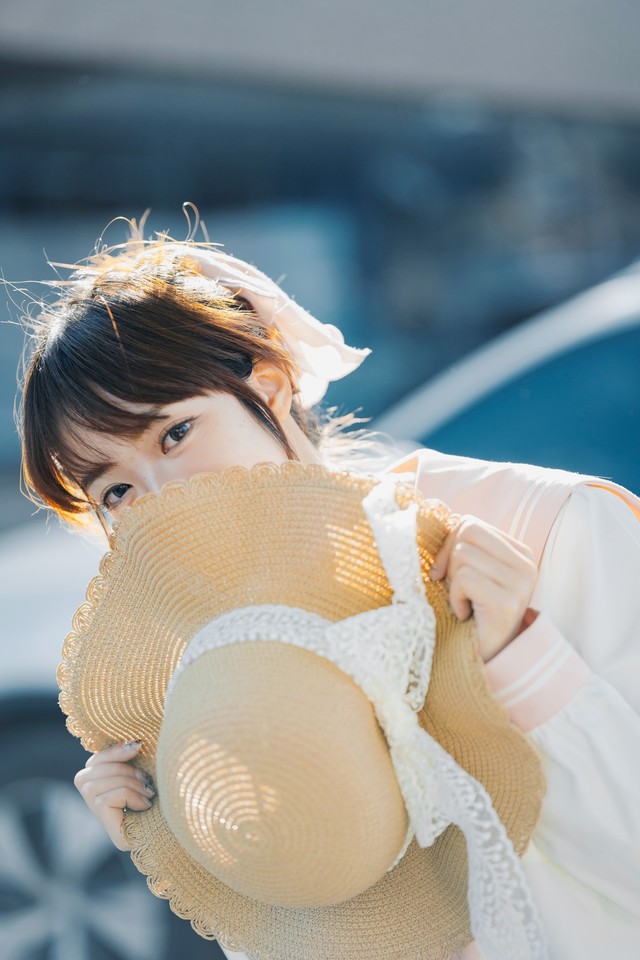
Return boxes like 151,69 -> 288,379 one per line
160,418 -> 195,450
101,483 -> 130,509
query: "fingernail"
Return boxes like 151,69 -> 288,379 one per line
144,774 -> 155,790
429,564 -> 439,580
124,740 -> 141,749
144,785 -> 156,797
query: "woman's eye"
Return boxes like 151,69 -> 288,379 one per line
161,419 -> 193,452
102,483 -> 131,510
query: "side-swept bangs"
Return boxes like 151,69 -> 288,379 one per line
20,266 -> 301,525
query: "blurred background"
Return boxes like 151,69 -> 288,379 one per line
1,1 -> 640,957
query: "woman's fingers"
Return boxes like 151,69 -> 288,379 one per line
75,761 -> 148,785
432,516 -> 533,580
448,539 -> 534,593
85,740 -> 142,767
449,564 -> 519,622
95,789 -> 154,852
94,785 -> 154,812
429,513 -> 538,662
74,741 -> 155,853
76,774 -> 155,804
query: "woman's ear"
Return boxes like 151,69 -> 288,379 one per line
250,361 -> 294,422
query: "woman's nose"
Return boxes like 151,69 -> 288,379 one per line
132,468 -> 166,498
137,459 -> 186,496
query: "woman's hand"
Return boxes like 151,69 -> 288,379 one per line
73,741 -> 156,851
430,514 -> 538,663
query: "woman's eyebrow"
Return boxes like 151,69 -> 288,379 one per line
80,462 -> 117,491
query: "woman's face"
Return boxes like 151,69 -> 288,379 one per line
74,367 -> 319,523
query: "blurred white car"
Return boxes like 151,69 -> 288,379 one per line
375,260 -> 640,494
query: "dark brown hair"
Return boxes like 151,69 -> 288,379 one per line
20,240 -> 316,528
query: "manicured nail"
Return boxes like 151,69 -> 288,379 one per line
124,740 -> 141,749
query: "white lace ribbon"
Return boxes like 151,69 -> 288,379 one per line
170,244 -> 371,407
362,478 -> 549,960
166,479 -> 549,960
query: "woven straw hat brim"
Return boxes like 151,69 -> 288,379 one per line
58,463 -> 546,960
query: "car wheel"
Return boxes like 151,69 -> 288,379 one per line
0,697 -> 225,960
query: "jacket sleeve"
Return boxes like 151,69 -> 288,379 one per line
483,484 -> 640,917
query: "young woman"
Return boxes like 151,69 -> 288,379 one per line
19,231 -> 640,959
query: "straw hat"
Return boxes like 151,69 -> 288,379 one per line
58,463 -> 547,960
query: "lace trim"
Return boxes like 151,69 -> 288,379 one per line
391,713 -> 549,959
362,477 -> 434,712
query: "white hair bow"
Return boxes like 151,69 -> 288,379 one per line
174,245 -> 371,408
